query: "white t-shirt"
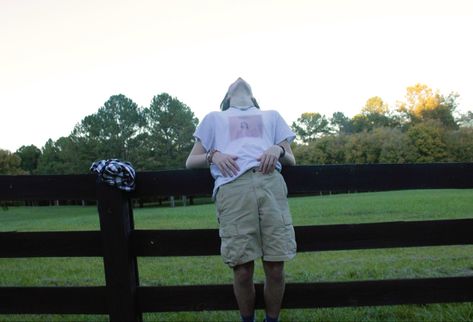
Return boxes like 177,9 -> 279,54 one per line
193,107 -> 296,197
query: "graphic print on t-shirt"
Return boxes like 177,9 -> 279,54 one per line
229,115 -> 263,141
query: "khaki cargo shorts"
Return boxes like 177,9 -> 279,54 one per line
215,168 -> 297,267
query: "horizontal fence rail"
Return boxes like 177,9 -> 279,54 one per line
2,218 -> 473,258
1,163 -> 473,320
1,163 -> 473,200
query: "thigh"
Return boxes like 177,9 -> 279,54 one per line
215,178 -> 263,267
258,172 -> 297,262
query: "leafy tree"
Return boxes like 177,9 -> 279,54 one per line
445,127 -> 473,162
292,135 -> 348,165
330,112 -> 353,134
15,145 -> 41,174
73,94 -> 146,161
292,112 -> 330,143
376,128 -> 416,163
144,93 -> 198,169
406,120 -> 448,162
362,96 -> 389,115
36,139 -> 68,174
456,110 -> 473,128
344,131 -> 385,164
348,97 -> 400,133
0,149 -> 27,175
397,84 -> 458,129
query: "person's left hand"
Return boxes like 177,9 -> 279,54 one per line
257,145 -> 283,174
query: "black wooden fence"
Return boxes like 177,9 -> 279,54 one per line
1,163 -> 473,321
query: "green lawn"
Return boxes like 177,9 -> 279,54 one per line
1,189 -> 473,321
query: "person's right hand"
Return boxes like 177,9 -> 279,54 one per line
212,152 -> 240,177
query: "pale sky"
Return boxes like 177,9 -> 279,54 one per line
1,0 -> 472,152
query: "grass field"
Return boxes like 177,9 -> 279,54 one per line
1,189 -> 473,321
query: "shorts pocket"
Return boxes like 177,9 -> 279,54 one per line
282,211 -> 293,225
219,225 -> 246,267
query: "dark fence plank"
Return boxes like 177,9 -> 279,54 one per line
137,276 -> 473,312
0,287 -> 108,314
132,229 -> 219,256
2,163 -> 472,200
0,174 -> 97,201
0,231 -> 102,258
2,219 -> 472,258
282,276 -> 473,308
132,219 -> 473,256
97,183 -> 141,322
296,218 -> 473,252
282,163 -> 473,194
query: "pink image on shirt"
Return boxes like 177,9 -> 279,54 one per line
229,115 -> 263,140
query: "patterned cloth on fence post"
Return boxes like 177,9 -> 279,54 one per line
90,159 -> 136,192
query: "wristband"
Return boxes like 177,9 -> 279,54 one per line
277,145 -> 285,158
206,149 -> 219,165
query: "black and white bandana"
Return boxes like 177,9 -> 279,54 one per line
90,159 -> 136,192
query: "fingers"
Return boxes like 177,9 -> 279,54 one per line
257,153 -> 277,174
214,153 -> 240,177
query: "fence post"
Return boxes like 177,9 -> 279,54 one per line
97,182 -> 142,322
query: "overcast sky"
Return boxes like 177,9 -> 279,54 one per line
1,0 -> 472,152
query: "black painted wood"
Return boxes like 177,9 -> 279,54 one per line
1,163 -> 472,200
1,163 -> 473,318
0,287 -> 108,314
295,218 -> 473,252
137,276 -> 473,312
2,277 -> 473,314
131,218 -> 473,256
97,183 -> 141,322
0,231 -> 102,258
0,174 -> 97,201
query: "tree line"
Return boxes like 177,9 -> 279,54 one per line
1,83 -> 472,175
291,84 -> 473,165
1,93 -> 198,175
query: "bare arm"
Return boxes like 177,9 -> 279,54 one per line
185,141 -> 208,169
277,139 -> 296,166
257,139 -> 296,174
186,140 -> 240,177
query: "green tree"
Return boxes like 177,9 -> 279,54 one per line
144,93 -> 198,169
15,145 -> 41,174
36,139 -> 68,174
330,112 -> 353,134
73,94 -> 146,161
406,120 -> 448,162
0,149 -> 27,175
376,128 -> 416,163
292,112 -> 330,143
349,96 -> 399,133
445,127 -> 473,162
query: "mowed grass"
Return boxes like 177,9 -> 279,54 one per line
1,189 -> 473,321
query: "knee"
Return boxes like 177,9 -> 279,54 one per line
234,262 -> 254,285
264,261 -> 284,283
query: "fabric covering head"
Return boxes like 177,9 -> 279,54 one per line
220,77 -> 260,111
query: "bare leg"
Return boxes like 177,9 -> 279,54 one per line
233,261 -> 255,318
262,261 -> 285,319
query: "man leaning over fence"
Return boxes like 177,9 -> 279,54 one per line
186,78 -> 297,322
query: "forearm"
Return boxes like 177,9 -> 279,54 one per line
277,141 -> 296,166
280,150 -> 296,166
185,141 -> 209,169
185,153 -> 208,169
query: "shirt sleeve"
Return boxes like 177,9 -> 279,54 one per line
274,111 -> 296,144
193,113 -> 215,152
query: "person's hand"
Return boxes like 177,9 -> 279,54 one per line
212,152 -> 240,177
257,145 -> 283,174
